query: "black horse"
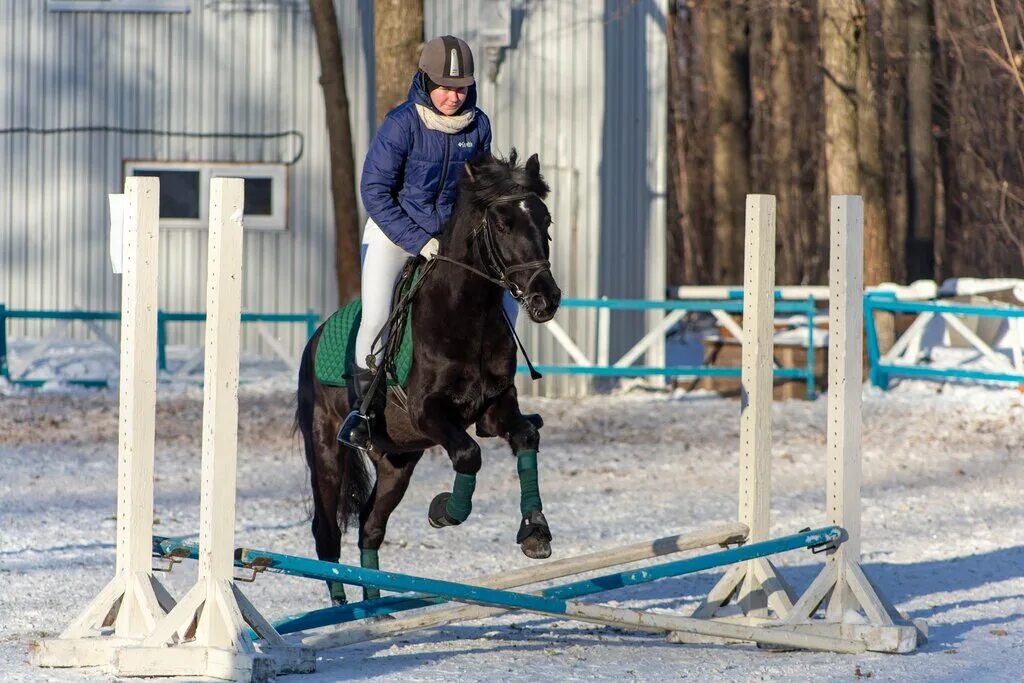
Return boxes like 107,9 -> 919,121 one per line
296,150 -> 562,604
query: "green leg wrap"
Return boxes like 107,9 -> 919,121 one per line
329,581 -> 347,604
360,548 -> 380,601
445,473 -> 477,523
517,449 -> 543,516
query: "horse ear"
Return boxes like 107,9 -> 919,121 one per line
463,161 -> 475,182
526,153 -> 541,178
508,147 -> 519,166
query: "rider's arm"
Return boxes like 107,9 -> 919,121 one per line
360,113 -> 434,256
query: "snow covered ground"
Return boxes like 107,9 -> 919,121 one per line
2,345 -> 1023,682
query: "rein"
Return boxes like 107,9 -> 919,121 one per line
434,191 -> 548,380
364,190 -> 549,412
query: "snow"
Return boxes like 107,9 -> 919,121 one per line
2,340 -> 1024,682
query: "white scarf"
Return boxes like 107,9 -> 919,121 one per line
415,103 -> 476,134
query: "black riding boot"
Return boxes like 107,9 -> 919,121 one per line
337,365 -> 375,449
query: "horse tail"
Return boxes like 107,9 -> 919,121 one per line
295,326 -> 373,533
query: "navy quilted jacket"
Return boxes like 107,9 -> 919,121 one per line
360,73 -> 492,255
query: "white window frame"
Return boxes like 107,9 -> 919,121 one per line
49,0 -> 191,12
124,161 -> 289,232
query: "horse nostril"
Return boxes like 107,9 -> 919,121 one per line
527,294 -> 548,311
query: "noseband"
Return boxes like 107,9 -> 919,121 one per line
435,191 -> 552,305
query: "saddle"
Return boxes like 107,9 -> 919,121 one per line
313,261 -> 419,390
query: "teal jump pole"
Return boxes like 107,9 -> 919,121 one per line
230,528 -> 848,651
265,526 -> 839,635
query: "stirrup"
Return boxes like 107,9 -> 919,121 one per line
337,409 -> 370,449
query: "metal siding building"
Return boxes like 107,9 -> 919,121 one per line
0,0 -> 665,397
427,1 -> 666,396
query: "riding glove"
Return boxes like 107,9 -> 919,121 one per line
419,238 -> 440,261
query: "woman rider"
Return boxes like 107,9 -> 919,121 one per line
340,35 -> 517,447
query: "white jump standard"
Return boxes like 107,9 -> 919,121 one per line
31,177 -> 176,668
112,179 -> 313,680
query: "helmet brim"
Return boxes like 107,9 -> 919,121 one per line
430,74 -> 475,88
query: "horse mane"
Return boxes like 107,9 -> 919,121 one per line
459,149 -> 550,210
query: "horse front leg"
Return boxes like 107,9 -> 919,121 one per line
477,388 -> 553,559
411,393 -> 483,529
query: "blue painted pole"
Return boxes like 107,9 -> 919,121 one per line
863,297 -> 887,389
0,303 -> 8,381
306,308 -> 318,340
251,527 -> 840,631
265,526 -> 841,636
872,363 -> 1024,385
805,296 -> 816,400
516,365 -> 810,379
156,311 -> 168,372
156,527 -> 842,636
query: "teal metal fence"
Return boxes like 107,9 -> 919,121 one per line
519,295 -> 821,399
0,304 -> 319,387
864,293 -> 1024,388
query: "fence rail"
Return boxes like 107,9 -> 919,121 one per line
864,293 -> 1024,388
0,304 -> 318,387
518,296 -> 821,399
9,292 -> 1021,393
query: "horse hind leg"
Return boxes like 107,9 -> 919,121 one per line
357,452 -> 422,600
306,390 -> 372,606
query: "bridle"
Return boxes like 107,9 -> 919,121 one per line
366,189 -> 552,396
434,191 -> 552,305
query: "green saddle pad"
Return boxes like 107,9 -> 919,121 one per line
314,296 -> 415,389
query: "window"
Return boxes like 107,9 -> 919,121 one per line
126,161 -> 288,231
48,0 -> 190,12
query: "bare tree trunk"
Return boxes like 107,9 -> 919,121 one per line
770,1 -> 800,285
374,0 -> 423,125
856,7 -> 892,287
667,1 -> 687,285
821,0 -> 894,354
906,0 -> 935,281
932,2 -> 962,278
708,0 -> 750,284
819,0 -> 860,197
310,0 -> 362,304
880,0 -> 908,283
682,0 -> 715,284
794,2 -> 827,285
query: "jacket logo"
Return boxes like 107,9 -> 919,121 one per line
457,141 -> 474,148
450,49 -> 459,76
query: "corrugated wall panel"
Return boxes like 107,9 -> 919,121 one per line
426,0 -> 666,397
0,0 -> 375,364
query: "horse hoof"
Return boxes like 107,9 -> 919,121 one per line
521,535 -> 552,559
329,582 -> 348,606
517,510 -> 553,559
428,492 -> 462,529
